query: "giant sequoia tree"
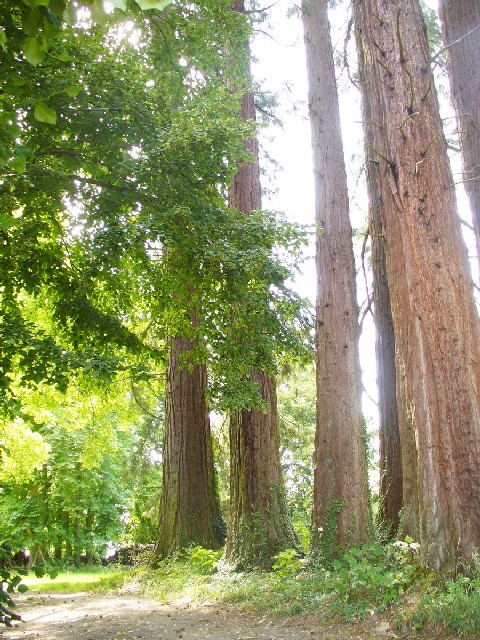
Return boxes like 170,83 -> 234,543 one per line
357,0 -> 480,570
302,0 -> 370,549
438,0 -> 480,272
224,0 -> 298,570
154,335 -> 225,558
355,8 -> 402,540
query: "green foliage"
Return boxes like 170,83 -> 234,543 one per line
272,548 -> 303,577
135,540 -> 423,620
1,0 -> 311,417
0,541 -> 25,627
324,541 -> 421,617
310,500 -> 345,564
277,365 -> 315,545
0,381 -> 148,563
412,574 -> 480,638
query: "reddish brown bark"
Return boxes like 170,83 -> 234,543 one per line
224,0 -> 297,569
439,0 -> 480,273
356,11 -> 403,539
226,371 -> 297,568
357,0 -> 480,570
302,0 -> 371,549
153,336 -> 225,560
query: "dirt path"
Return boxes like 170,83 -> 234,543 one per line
1,591 -> 401,640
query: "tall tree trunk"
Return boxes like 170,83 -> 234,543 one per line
438,0 -> 480,273
302,0 -> 371,550
225,0 -> 298,570
153,336 -> 225,560
85,510 -> 94,564
74,511 -> 81,567
357,0 -> 480,571
355,9 -> 403,539
65,512 -> 72,559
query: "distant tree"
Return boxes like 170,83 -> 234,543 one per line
438,0 -> 480,272
301,0 -> 371,550
357,0 -> 480,570
0,383 -> 136,564
277,365 -> 316,547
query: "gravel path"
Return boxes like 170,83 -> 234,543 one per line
0,591 -> 407,640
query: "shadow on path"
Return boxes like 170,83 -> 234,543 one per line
1,591 -> 392,640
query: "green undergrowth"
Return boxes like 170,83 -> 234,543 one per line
409,574 -> 480,638
138,542 -> 421,617
23,565 -> 133,593
18,545 -> 480,638
135,544 -> 480,638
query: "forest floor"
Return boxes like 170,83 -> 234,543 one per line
1,590 -> 444,640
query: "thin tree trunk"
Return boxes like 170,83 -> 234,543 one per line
153,336 -> 225,560
225,0 -> 298,569
438,0 -> 480,274
74,511 -> 81,567
357,0 -> 480,571
85,510 -> 94,564
65,512 -> 72,559
355,8 -> 403,539
302,0 -> 371,550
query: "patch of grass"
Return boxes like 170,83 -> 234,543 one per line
23,565 -> 133,593
411,575 -> 480,638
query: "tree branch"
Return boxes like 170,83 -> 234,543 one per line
430,24 -> 480,64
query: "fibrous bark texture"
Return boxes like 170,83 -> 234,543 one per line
154,336 -> 225,560
225,0 -> 297,569
357,0 -> 480,570
302,0 -> 371,549
226,370 -> 297,569
356,11 -> 403,540
439,0 -> 480,273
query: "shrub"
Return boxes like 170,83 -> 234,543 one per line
322,540 -> 421,617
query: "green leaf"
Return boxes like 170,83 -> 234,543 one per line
90,0 -> 107,24
17,584 -> 29,593
34,102 -> 57,124
0,214 -> 16,230
0,147 -> 9,168
63,3 -> 77,26
14,145 -> 32,159
11,156 -> 27,173
64,84 -> 81,97
134,0 -> 173,11
23,37 -> 45,65
22,7 -> 43,36
0,27 -> 7,52
39,5 -> 62,28
22,0 -> 50,6
49,0 -> 66,14
110,0 -> 127,10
